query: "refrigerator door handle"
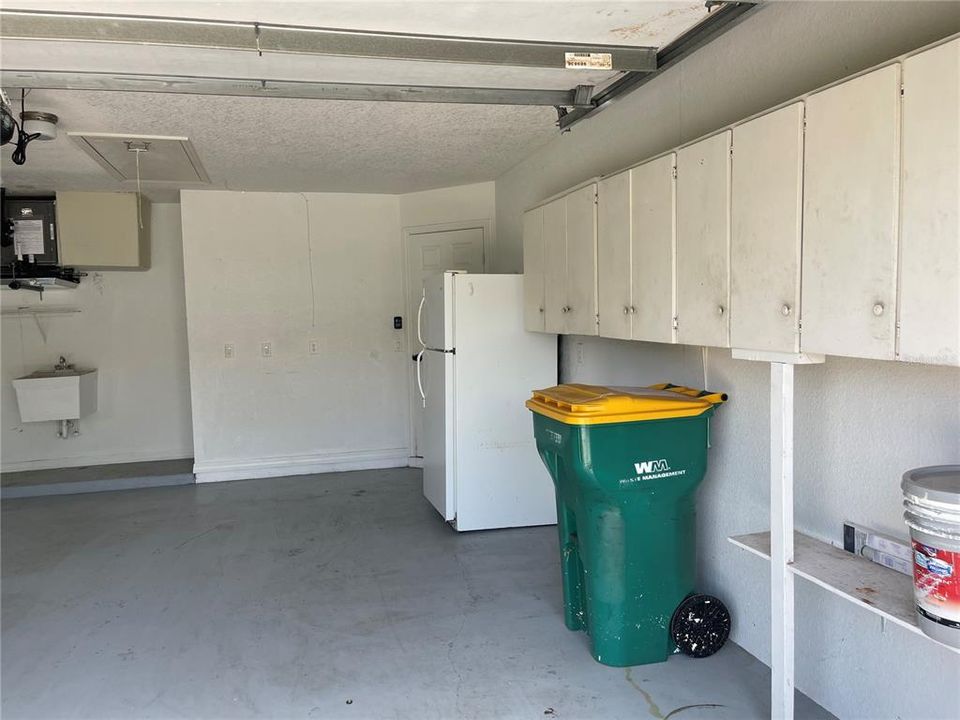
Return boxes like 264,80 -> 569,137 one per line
416,349 -> 426,407
416,289 -> 427,349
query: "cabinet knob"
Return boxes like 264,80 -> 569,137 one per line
781,304 -> 792,317
629,306 -> 637,314
717,305 -> 725,316
873,302 -> 884,317
561,305 -> 571,313
623,306 -> 630,315
539,307 -> 544,313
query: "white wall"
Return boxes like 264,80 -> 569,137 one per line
496,3 -> 960,719
180,190 -> 411,482
0,203 -> 193,471
399,180 -> 496,236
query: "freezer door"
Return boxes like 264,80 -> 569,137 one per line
451,274 -> 558,531
419,271 -> 455,351
421,347 -> 455,520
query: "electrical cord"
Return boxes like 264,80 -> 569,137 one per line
10,90 -> 40,165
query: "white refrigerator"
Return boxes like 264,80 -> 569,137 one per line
416,271 -> 558,531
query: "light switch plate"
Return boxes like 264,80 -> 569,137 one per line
224,343 -> 235,359
261,342 -> 272,358
308,340 -> 320,355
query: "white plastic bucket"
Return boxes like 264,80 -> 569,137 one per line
901,465 -> 960,648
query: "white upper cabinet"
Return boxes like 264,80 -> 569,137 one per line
730,103 -> 804,352
598,171 -> 632,339
676,131 -> 731,348
542,197 -> 567,334
801,64 -> 901,360
522,206 -> 546,332
898,39 -> 959,366
564,183 -> 599,336
631,153 -> 677,344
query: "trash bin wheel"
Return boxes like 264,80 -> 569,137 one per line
670,594 -> 730,658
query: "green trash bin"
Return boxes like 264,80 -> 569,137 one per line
526,383 -> 728,667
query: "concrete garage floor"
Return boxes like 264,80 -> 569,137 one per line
2,468 -> 834,720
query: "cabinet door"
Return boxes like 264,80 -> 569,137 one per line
676,131 -> 731,347
522,207 -> 546,332
631,154 -> 676,344
542,197 -> 567,334
801,65 -> 900,360
898,40 -> 959,366
597,171 -> 632,339
730,103 -> 804,352
564,184 -> 599,336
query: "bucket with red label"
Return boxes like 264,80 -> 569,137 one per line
902,465 -> 960,648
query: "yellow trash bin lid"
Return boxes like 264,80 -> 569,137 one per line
525,383 -> 727,426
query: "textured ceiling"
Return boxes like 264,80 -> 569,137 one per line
1,89 -> 557,199
0,1 -> 710,198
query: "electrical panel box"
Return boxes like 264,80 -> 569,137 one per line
1,195 -> 59,267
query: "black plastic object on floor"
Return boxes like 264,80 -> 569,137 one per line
670,594 -> 731,658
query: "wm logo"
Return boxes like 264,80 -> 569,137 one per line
634,459 -> 669,474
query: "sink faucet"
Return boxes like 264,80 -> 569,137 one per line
54,355 -> 74,372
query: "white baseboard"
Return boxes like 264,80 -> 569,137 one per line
1,448 -> 194,473
193,447 -> 410,483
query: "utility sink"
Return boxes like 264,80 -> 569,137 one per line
12,369 -> 98,422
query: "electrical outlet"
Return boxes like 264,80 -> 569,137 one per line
308,340 -> 320,355
224,343 -> 235,359
261,342 -> 272,358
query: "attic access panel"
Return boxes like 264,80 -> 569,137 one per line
69,133 -> 210,183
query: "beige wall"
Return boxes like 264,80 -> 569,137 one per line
1,203 -> 193,470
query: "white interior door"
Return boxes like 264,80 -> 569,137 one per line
801,64 -> 900,360
631,153 -> 677,344
730,103 -> 804,352
677,130 -> 731,348
898,39 -> 959,366
598,171 -> 632,339
405,227 -> 484,460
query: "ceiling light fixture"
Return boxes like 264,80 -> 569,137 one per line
19,109 -> 58,140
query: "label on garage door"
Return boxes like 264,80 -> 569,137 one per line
565,52 -> 613,70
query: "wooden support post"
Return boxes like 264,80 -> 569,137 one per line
770,362 -> 795,720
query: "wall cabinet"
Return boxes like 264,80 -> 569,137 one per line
597,171 -> 632,339
730,103 -> 804,352
898,39 -> 959,366
525,37 -> 956,367
631,154 -> 677,344
676,131 -> 731,348
801,65 -> 901,360
56,191 -> 150,269
596,155 -> 676,343
522,206 -> 546,332
529,184 -> 598,336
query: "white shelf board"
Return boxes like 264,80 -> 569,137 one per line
729,530 -> 960,654
1,307 -> 81,317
